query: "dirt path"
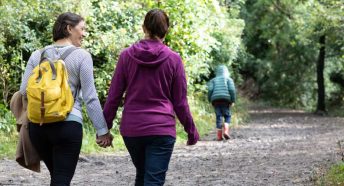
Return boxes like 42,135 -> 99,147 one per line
1,107 -> 344,186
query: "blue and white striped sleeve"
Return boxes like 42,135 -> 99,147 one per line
79,51 -> 109,136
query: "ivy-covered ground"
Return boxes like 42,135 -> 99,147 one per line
1,107 -> 343,185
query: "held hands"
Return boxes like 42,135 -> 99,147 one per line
96,132 -> 114,148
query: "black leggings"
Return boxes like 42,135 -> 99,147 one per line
29,121 -> 83,186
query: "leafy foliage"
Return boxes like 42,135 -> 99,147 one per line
0,0 -> 246,154
0,0 -> 244,102
240,0 -> 344,109
0,104 -> 16,133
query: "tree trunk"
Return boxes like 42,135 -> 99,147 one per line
316,35 -> 326,113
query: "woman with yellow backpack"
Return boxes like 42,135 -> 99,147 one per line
19,12 -> 113,185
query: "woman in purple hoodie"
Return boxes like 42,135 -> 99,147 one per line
103,9 -> 199,185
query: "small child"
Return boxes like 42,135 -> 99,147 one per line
207,65 -> 236,141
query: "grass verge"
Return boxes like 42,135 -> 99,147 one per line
315,162 -> 344,186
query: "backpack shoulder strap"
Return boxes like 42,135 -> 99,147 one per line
39,48 -> 46,61
37,46 -> 57,81
60,46 -> 79,60
39,46 -> 56,62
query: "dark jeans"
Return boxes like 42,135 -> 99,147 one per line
214,104 -> 231,129
123,135 -> 176,186
29,121 -> 83,186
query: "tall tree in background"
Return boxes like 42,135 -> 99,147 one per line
306,0 -> 344,113
316,35 -> 326,113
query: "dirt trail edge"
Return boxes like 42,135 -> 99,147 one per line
1,107 -> 344,186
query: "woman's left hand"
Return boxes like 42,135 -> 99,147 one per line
96,132 -> 113,148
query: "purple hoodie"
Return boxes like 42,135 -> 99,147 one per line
103,39 -> 199,143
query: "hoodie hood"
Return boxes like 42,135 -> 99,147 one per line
127,39 -> 170,67
215,65 -> 230,78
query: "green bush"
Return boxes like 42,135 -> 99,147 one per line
0,104 -> 17,158
0,104 -> 16,133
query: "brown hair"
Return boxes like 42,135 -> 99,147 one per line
52,12 -> 84,41
143,9 -> 169,39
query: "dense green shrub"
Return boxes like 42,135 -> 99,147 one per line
0,104 -> 15,133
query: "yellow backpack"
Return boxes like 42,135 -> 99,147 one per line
27,47 -> 77,125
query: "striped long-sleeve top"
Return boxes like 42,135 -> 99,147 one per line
20,45 -> 108,136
